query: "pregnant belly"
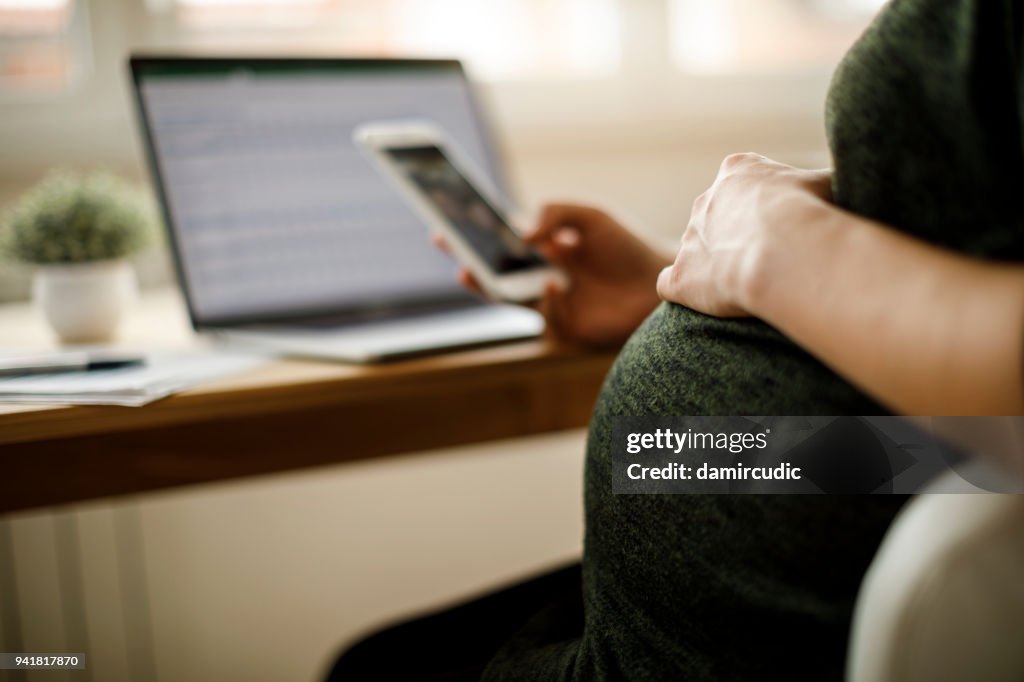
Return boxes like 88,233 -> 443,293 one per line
592,301 -> 881,418
572,303 -> 901,681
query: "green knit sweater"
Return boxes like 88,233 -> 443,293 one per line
484,1 -> 1024,679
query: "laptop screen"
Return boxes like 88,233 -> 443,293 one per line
131,58 -> 503,326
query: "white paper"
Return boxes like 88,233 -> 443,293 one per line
0,351 -> 269,407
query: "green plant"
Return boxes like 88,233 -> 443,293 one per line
1,170 -> 155,265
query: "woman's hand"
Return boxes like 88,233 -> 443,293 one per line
656,153 -> 832,317
655,152 -> 1024,416
436,203 -> 669,347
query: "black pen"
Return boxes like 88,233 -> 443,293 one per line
0,352 -> 146,378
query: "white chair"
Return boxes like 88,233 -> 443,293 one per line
847,459 -> 1024,682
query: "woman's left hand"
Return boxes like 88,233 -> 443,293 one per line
656,153 -> 833,317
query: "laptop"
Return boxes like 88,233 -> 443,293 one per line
129,56 -> 543,362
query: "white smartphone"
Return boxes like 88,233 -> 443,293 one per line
356,121 -> 565,303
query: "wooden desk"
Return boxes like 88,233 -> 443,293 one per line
0,290 -> 616,514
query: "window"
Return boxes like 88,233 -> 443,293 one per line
170,0 -> 344,30
159,0 -> 620,80
0,0 -> 88,93
669,0 -> 887,74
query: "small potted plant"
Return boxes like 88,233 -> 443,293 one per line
1,170 -> 154,344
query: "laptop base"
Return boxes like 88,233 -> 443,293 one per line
207,304 -> 544,363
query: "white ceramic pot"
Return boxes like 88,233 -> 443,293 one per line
33,260 -> 137,344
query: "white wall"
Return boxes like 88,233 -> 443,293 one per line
2,430 -> 587,682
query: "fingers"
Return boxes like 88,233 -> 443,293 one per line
537,279 -> 568,341
718,152 -> 764,177
552,228 -> 581,249
436,229 -> 571,310
436,228 -> 565,302
716,152 -> 797,183
804,168 -> 834,201
657,259 -> 710,312
656,265 -> 675,302
430,231 -> 450,254
526,203 -> 605,245
529,229 -> 582,268
441,207 -> 586,273
433,232 -> 487,297
457,268 -> 487,298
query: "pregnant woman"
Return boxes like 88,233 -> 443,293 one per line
329,0 -> 1024,679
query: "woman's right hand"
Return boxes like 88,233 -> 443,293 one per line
437,203 -> 669,347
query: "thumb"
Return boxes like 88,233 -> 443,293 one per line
536,228 -> 584,265
656,265 -> 676,302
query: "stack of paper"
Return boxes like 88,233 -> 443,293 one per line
0,351 -> 268,407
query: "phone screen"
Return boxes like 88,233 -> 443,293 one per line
384,144 -> 548,274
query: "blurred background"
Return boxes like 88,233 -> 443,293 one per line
0,0 -> 886,300
0,1 -> 882,680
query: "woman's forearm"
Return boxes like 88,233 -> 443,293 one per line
743,197 -> 1024,415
